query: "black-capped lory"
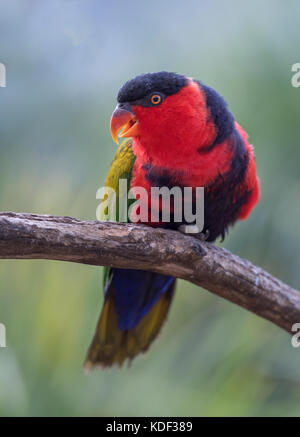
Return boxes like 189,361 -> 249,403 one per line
84,72 -> 260,370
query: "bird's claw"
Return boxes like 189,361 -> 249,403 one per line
178,225 -> 210,241
194,229 -> 210,241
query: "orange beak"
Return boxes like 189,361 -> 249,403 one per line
110,104 -> 140,144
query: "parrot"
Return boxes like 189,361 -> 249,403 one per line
84,71 -> 260,370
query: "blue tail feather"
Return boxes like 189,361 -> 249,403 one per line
109,268 -> 175,330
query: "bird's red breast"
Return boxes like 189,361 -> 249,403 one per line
110,72 -> 260,240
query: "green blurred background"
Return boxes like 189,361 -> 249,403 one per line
0,0 -> 300,417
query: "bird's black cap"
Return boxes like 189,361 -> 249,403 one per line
117,71 -> 187,103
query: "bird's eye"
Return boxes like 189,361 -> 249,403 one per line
150,94 -> 162,105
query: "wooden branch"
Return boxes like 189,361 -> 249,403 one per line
0,211 -> 299,334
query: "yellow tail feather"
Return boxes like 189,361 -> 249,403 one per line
84,285 -> 175,371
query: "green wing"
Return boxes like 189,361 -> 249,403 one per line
85,139 -> 175,369
100,139 -> 136,288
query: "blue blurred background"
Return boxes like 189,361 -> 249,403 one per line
0,0 -> 300,417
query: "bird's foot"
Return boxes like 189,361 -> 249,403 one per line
194,229 -> 210,241
178,225 -> 210,241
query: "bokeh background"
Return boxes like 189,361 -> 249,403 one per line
0,0 -> 300,417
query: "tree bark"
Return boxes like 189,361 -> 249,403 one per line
0,211 -> 299,334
